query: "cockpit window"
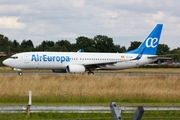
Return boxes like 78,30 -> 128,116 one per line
10,56 -> 18,59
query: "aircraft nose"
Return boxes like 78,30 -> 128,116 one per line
2,59 -> 9,66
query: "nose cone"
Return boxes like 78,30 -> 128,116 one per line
2,59 -> 9,66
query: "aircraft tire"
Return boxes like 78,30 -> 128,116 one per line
88,72 -> 94,75
18,71 -> 22,76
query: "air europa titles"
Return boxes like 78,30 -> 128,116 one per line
31,54 -> 70,63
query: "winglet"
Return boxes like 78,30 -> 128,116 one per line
77,49 -> 83,53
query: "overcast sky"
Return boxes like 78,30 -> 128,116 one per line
0,0 -> 180,50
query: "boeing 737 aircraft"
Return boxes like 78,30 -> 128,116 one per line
3,24 -> 163,75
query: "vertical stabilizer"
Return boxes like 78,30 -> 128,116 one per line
126,24 -> 163,55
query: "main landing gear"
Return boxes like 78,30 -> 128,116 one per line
87,69 -> 94,75
18,71 -> 23,75
88,71 -> 94,75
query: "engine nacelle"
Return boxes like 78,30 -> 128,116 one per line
52,69 -> 66,73
66,64 -> 85,73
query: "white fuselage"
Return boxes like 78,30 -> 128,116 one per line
3,52 -> 157,71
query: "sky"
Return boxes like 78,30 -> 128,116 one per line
0,0 -> 180,50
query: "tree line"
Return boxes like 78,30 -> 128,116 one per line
0,34 -> 179,60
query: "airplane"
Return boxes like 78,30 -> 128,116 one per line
2,24 -> 163,75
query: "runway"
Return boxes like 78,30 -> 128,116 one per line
1,72 -> 180,76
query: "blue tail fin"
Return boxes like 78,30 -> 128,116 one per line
126,24 -> 163,55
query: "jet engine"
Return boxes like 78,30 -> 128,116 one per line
66,64 -> 85,73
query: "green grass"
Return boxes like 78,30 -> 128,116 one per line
122,110 -> 180,120
1,95 -> 180,105
0,112 -> 113,120
0,111 -> 180,120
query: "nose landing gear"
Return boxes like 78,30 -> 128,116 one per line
13,68 -> 22,75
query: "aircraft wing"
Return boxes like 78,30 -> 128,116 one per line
84,55 -> 141,69
84,61 -> 117,68
83,61 -> 124,69
83,48 -> 145,69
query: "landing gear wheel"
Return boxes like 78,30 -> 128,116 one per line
88,71 -> 94,75
18,71 -> 22,76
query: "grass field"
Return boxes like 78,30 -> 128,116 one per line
0,112 -> 113,120
0,68 -> 180,119
0,68 -> 180,105
0,111 -> 180,120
